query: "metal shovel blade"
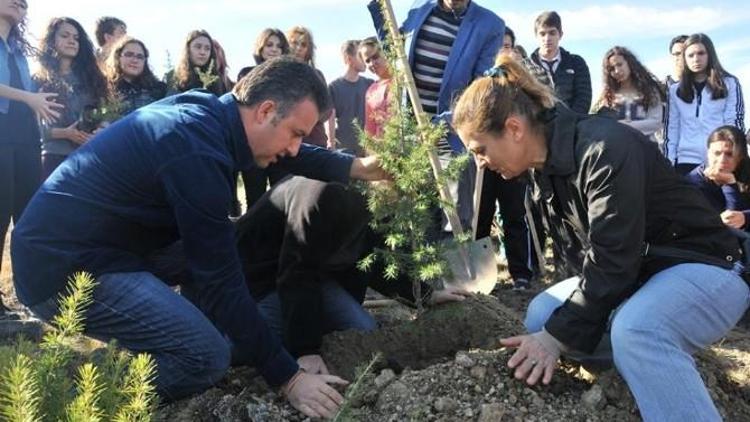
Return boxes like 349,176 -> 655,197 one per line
443,236 -> 498,294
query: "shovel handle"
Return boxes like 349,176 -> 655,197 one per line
471,166 -> 485,239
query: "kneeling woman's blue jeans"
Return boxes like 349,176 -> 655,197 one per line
524,263 -> 750,422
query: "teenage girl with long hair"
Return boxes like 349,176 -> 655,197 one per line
594,46 -> 665,142
106,36 -> 166,116
165,29 -> 228,96
35,16 -> 109,178
665,33 -> 745,175
236,28 -> 289,82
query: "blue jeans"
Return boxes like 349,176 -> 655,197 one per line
524,263 -> 750,421
29,271 -> 231,401
257,280 -> 376,341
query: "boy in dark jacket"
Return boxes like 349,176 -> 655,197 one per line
530,11 -> 592,114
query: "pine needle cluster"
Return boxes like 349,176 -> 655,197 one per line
196,59 -> 219,90
0,272 -> 158,421
356,6 -> 469,307
332,353 -> 382,422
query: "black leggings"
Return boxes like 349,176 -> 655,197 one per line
0,144 -> 41,274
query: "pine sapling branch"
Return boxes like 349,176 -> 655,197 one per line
332,353 -> 383,422
113,353 -> 157,422
65,363 -> 104,422
0,354 -> 41,422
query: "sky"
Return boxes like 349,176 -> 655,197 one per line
26,0 -> 750,127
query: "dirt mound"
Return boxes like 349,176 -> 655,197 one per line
155,291 -> 750,421
321,295 -> 519,380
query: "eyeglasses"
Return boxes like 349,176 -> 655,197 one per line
121,51 -> 146,61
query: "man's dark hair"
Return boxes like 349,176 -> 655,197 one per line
669,34 -> 688,52
341,40 -> 361,57
534,11 -> 562,33
233,57 -> 331,120
95,16 -> 126,47
504,27 -> 516,46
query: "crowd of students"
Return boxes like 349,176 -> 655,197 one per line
1,0 -> 749,420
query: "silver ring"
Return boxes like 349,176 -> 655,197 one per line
530,359 -> 538,366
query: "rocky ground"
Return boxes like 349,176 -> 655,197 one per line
154,284 -> 750,422
3,233 -> 750,421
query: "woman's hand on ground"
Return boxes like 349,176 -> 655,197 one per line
297,354 -> 330,375
282,370 -> 349,419
500,330 -> 563,386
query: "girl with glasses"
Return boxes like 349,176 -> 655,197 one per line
106,37 -> 166,116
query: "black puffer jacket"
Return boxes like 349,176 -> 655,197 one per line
531,48 -> 592,114
531,105 -> 742,353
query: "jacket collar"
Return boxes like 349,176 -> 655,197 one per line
541,104 -> 579,177
218,93 -> 255,172
532,47 -> 571,67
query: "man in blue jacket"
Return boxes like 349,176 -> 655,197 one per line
11,58 -> 382,420
368,0 -> 505,233
368,0 -> 503,153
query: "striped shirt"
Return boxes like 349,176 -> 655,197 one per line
413,5 -> 463,153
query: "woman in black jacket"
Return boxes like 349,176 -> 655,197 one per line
452,54 -> 748,421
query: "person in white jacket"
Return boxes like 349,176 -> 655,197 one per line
665,33 -> 745,175
593,46 -> 665,144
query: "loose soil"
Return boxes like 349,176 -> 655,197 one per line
154,285 -> 750,421
4,232 -> 750,421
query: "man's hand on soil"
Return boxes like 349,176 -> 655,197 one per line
500,330 -> 563,386
428,285 -> 474,305
283,370 -> 349,419
298,354 -> 330,375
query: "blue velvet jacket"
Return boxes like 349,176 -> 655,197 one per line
368,0 -> 504,151
11,91 -> 355,387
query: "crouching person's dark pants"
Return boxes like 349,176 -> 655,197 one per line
237,176 -> 378,357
